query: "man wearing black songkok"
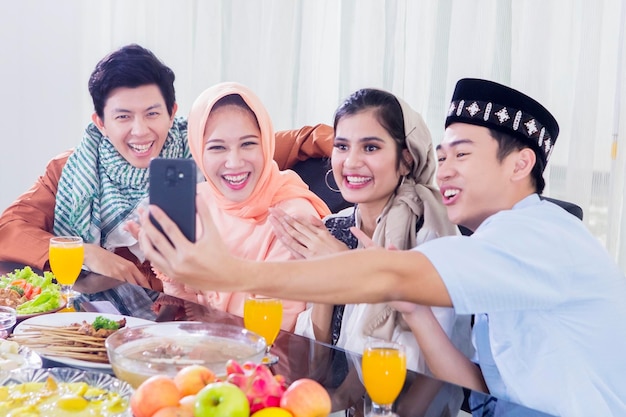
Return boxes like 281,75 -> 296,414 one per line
140,78 -> 626,417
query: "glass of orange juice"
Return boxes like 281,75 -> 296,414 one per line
49,236 -> 84,311
243,295 -> 283,365
362,339 -> 407,416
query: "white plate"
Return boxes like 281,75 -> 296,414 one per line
12,312 -> 153,371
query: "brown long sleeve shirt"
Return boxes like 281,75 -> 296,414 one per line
0,124 -> 333,271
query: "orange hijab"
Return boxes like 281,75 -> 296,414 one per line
188,82 -> 330,222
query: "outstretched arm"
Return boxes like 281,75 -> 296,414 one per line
139,194 -> 452,307
268,206 -> 350,342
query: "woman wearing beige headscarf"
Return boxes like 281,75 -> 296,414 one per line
269,88 -> 472,414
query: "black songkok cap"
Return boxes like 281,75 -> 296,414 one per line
445,78 -> 559,167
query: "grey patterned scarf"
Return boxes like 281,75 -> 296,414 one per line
53,117 -> 189,244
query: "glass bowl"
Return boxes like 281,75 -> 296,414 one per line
0,367 -> 132,416
105,321 -> 266,388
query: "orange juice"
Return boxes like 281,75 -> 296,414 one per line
362,347 -> 407,405
49,244 -> 84,285
243,297 -> 283,345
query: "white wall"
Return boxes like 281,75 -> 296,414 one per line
0,0 -> 339,212
0,2 -> 89,211
1,0 -> 624,263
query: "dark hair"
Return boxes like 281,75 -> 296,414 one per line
88,44 -> 176,119
489,129 -> 546,194
210,94 -> 259,130
333,88 -> 410,172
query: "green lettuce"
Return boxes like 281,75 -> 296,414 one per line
16,289 -> 62,314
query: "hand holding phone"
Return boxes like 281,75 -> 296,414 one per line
149,158 -> 197,242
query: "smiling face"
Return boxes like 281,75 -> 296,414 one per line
332,109 -> 410,215
436,123 -> 534,231
202,104 -> 263,203
92,84 -> 177,168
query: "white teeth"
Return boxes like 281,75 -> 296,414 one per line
223,173 -> 248,184
129,142 -> 153,152
444,189 -> 459,197
346,176 -> 371,184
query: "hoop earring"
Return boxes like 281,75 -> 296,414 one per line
324,169 -> 341,193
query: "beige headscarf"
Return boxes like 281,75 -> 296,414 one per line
361,97 -> 458,340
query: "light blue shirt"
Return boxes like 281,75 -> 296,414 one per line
417,194 -> 626,417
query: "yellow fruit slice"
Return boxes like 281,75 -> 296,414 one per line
252,407 -> 294,417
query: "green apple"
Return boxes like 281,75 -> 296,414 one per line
195,381 -> 250,417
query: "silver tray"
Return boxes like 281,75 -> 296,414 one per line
0,367 -> 133,416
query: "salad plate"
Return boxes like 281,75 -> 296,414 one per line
0,266 -> 64,319
16,299 -> 67,321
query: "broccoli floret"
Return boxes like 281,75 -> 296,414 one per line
8,285 -> 24,297
92,316 -> 121,331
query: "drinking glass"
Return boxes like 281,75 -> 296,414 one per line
362,339 -> 407,416
49,236 -> 84,312
0,306 -> 16,339
243,295 -> 283,365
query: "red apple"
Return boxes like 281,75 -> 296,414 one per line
152,405 -> 195,417
130,375 -> 181,417
174,364 -> 216,397
178,395 -> 197,413
279,378 -> 331,417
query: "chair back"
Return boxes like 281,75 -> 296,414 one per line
459,196 -> 583,236
290,158 -> 352,213
540,196 -> 583,220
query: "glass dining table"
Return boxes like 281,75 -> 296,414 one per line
0,261 -> 555,417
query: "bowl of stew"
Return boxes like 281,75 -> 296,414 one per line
105,321 -> 266,388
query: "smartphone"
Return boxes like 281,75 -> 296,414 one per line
149,158 -> 197,242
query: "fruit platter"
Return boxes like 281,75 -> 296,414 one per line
130,360 -> 332,417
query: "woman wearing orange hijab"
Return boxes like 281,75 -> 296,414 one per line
154,82 -> 330,330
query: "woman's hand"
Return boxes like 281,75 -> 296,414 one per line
268,207 -> 348,258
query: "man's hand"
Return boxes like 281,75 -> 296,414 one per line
268,207 -> 348,258
138,194 -> 235,292
83,244 -> 150,287
125,218 -> 141,240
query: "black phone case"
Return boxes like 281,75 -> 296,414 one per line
149,158 -> 197,242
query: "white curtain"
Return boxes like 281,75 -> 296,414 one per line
1,0 -> 624,266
